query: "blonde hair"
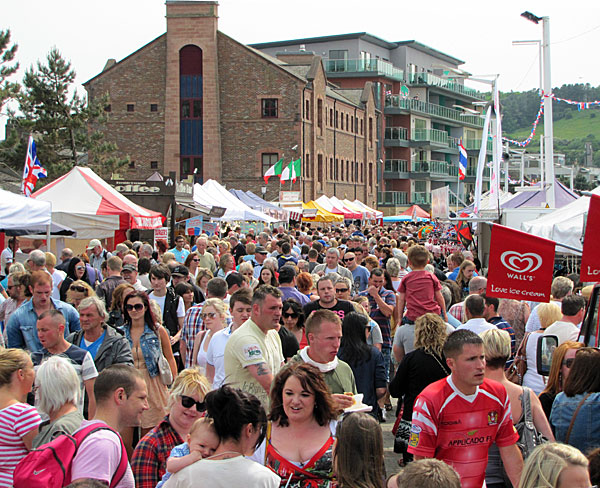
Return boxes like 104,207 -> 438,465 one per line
414,313 -> 447,357
189,417 -> 217,438
202,298 -> 227,318
0,349 -> 30,387
162,252 -> 176,264
168,368 -> 211,409
45,252 -> 57,267
66,279 -> 95,304
536,303 -> 562,330
519,443 -> 588,488
480,328 -> 511,368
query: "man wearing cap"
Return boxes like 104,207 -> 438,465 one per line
252,246 -> 269,279
121,258 -> 146,292
278,266 -> 310,306
194,237 -> 216,274
171,265 -> 204,304
87,239 -> 112,276
95,256 -> 125,309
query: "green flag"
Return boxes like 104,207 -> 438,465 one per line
264,158 -> 283,183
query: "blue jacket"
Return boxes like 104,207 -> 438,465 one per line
7,298 -> 80,352
550,391 -> 600,453
122,322 -> 161,377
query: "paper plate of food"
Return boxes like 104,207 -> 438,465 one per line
343,393 -> 373,413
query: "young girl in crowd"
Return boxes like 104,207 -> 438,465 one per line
157,418 -> 220,487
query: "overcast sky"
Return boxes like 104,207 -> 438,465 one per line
3,0 -> 600,137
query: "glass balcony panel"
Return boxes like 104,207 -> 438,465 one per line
407,72 -> 484,100
384,96 -> 484,128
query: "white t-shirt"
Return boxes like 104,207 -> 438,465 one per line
456,318 -> 495,336
206,326 -> 233,389
51,269 -> 66,301
544,321 -> 581,345
164,455 -> 280,488
149,292 -> 185,318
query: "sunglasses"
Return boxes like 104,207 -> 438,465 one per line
70,285 -> 87,293
200,312 -> 217,320
6,285 -> 19,290
125,303 -> 145,312
75,266 -> 85,271
335,288 -> 349,293
343,258 -> 354,262
180,395 -> 206,412
283,312 -> 298,318
562,358 -> 575,368
192,258 -> 200,262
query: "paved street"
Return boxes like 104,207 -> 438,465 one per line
382,399 -> 401,478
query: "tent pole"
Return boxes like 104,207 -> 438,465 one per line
45,225 -> 51,253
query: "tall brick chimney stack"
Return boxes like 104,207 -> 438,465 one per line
164,1 -> 222,181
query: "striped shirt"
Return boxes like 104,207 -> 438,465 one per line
0,403 -> 42,487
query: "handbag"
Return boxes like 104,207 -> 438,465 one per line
514,387 -> 546,458
393,418 -> 412,454
156,331 -> 173,386
506,332 -> 531,385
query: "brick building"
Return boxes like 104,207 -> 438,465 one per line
84,1 -> 378,206
252,33 -> 492,214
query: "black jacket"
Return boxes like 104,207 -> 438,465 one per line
67,325 -> 133,372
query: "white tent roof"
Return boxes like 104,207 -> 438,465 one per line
350,200 -> 383,219
194,180 -> 275,223
521,187 -> 596,253
0,189 -> 51,230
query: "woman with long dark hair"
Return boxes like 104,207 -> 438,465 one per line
281,299 -> 307,349
122,291 -> 177,436
338,312 -> 387,417
166,385 -> 280,487
59,257 -> 89,301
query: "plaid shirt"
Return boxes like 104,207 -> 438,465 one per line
449,301 -> 465,323
359,287 -> 396,349
182,304 -> 205,368
131,416 -> 183,488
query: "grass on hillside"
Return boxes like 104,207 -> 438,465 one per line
505,108 -> 600,145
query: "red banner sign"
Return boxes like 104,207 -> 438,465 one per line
580,194 -> 600,281
487,224 -> 555,302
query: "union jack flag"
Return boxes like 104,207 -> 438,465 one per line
21,135 -> 47,196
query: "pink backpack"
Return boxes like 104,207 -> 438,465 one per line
13,422 -> 128,488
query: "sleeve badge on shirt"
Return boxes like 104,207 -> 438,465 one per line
243,344 -> 263,361
409,432 -> 420,447
487,411 -> 498,426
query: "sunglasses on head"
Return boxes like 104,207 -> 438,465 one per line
125,303 -> 145,312
70,285 -> 87,293
200,312 -> 217,320
180,395 -> 206,411
283,312 -> 298,318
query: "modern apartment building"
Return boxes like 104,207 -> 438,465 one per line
252,33 -> 492,214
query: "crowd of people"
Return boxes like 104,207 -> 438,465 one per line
0,223 -> 598,488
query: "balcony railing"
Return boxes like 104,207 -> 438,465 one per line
412,160 -> 458,177
464,138 -> 493,152
384,159 -> 409,173
412,192 -> 431,205
325,58 -> 404,81
377,191 -> 409,206
407,72 -> 484,100
412,128 -> 450,145
466,167 -> 491,177
385,96 -> 484,128
384,126 -> 408,141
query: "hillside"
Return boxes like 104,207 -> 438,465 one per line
500,84 -> 600,166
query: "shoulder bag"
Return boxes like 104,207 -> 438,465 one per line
156,328 -> 173,386
506,332 -> 531,385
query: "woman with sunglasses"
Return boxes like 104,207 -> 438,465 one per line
281,299 -> 307,349
107,283 -> 136,329
191,298 -> 226,375
59,257 -> 89,301
539,341 -> 584,420
132,368 -> 212,488
65,280 -> 95,309
121,291 -> 177,437
238,262 -> 259,289
184,252 -> 201,281
550,347 -> 600,454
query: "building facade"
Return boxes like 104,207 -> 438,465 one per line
84,1 -> 378,207
252,33 -> 492,214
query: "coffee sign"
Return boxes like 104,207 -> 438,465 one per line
487,224 -> 555,301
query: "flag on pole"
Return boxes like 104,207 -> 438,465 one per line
21,135 -> 47,197
263,158 -> 284,183
280,161 -> 295,183
291,158 -> 301,182
458,140 -> 467,181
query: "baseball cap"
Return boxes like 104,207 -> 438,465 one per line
122,264 -> 137,272
87,239 -> 101,250
171,265 -> 189,277
255,246 -> 268,254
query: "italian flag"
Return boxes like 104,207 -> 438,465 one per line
264,158 -> 284,183
280,159 -> 301,183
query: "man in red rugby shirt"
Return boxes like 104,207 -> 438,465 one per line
408,329 -> 523,488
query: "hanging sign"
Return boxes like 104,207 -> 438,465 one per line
580,194 -> 600,281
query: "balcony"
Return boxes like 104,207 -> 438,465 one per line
378,191 -> 408,206
466,167 -> 491,178
412,128 -> 450,146
411,160 -> 459,178
384,96 -> 484,128
325,58 -> 404,81
464,138 -> 493,152
412,192 -> 431,205
384,126 -> 408,141
407,72 -> 485,100
383,159 -> 409,179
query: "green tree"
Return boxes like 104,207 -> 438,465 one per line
0,29 -> 19,109
1,47 -> 127,181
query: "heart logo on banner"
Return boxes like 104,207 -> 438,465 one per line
500,251 -> 543,274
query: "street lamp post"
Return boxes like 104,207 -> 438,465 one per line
521,11 -> 555,208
